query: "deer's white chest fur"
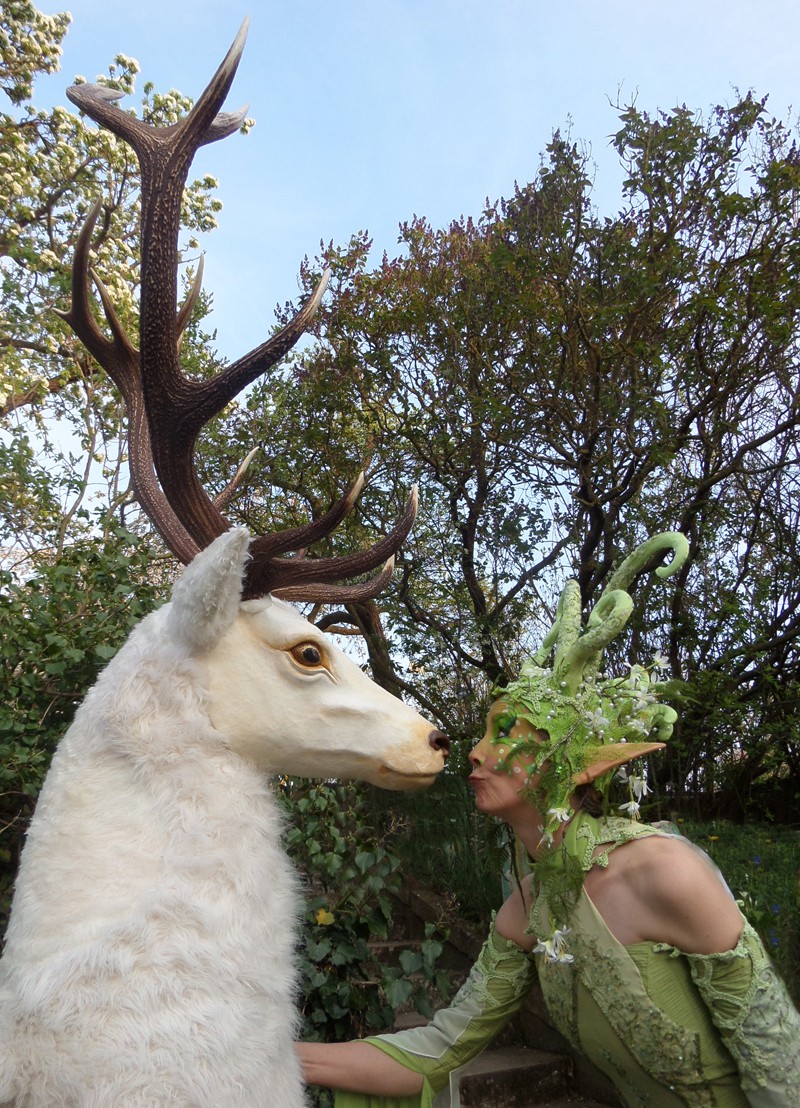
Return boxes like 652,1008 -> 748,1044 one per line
0,534 -> 304,1106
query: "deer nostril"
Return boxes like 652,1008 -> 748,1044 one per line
428,729 -> 450,758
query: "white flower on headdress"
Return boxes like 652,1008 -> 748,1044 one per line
619,799 -> 641,817
534,927 -> 574,964
538,825 -> 555,848
586,707 -> 609,735
547,806 -> 572,824
651,651 -> 668,672
629,774 -> 650,801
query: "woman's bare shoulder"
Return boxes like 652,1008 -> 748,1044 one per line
607,831 -> 744,953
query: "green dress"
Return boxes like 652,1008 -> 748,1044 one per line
331,813 -> 800,1108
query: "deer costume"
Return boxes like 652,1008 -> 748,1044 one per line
0,22 -> 448,1108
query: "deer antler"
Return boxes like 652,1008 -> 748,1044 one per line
60,20 -> 416,600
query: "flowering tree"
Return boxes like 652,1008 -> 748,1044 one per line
1,2 -> 226,569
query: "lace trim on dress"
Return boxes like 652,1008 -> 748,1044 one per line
666,924 -> 800,1104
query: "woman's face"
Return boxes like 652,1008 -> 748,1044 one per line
468,700 -> 544,820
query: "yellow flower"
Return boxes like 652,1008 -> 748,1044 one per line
315,908 -> 335,926
708,835 -> 719,842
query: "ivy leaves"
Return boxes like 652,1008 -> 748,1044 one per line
283,782 -> 448,1041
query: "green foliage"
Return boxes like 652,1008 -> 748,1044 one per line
0,428 -> 61,551
369,774 -> 506,925
282,781 -> 447,1043
0,1 -> 69,106
0,521 -> 169,923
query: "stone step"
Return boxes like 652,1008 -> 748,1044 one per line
458,1046 -> 571,1107
393,1010 -> 430,1031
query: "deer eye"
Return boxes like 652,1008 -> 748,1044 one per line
289,642 -> 324,668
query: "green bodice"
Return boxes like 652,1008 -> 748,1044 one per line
531,812 -> 798,1107
532,824 -> 744,1105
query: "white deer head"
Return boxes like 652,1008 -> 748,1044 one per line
168,525 -> 447,787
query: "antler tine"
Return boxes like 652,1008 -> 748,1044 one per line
188,269 -> 332,427
179,18 -> 250,150
243,487 -> 418,600
65,19 -> 249,152
213,446 -> 260,512
253,472 -> 365,560
55,199 -> 201,564
273,557 -> 396,603
176,255 -> 205,353
53,198 -> 134,372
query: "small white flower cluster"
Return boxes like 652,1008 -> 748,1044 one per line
588,662 -> 664,742
533,926 -> 574,964
547,806 -> 573,824
617,765 -> 651,820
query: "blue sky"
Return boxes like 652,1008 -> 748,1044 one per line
34,1 -> 800,360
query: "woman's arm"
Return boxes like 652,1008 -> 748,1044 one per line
585,833 -> 744,952
633,835 -> 745,953
296,901 -> 538,1099
686,924 -> 800,1108
295,1041 -> 423,1096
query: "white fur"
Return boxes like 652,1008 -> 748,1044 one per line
0,529 -> 444,1106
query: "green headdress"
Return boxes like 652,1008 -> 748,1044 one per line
491,532 -> 688,842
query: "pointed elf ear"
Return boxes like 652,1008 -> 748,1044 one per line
572,742 -> 666,786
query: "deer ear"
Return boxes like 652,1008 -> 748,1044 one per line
166,528 -> 251,653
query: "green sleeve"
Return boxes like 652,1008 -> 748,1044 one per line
334,917 -> 537,1108
685,922 -> 800,1107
